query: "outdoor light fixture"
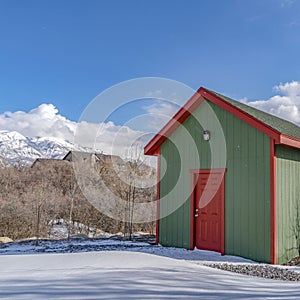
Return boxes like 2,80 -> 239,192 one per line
203,130 -> 210,141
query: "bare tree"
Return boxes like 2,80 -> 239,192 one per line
116,142 -> 155,239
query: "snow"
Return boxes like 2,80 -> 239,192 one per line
0,130 -> 91,166
0,251 -> 299,299
0,240 -> 299,299
48,219 -> 108,239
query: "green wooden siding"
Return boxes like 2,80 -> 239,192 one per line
276,145 -> 300,264
159,100 -> 271,262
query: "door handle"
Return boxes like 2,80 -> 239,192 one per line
195,214 -> 198,217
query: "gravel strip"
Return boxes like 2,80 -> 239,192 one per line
205,262 -> 300,281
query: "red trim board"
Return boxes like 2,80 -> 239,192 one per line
279,134 -> 300,149
270,139 -> 277,264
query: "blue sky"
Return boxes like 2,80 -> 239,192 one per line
0,0 -> 300,154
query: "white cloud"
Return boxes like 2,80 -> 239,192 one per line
243,81 -> 300,125
143,100 -> 179,131
0,103 -> 150,160
0,104 -> 76,140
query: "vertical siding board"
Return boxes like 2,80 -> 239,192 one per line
264,135 -> 271,261
254,130 -> 260,261
174,131 -> 182,247
225,113 -> 234,254
255,132 -> 261,260
171,138 -> 177,247
178,199 -> 183,248
166,141 -> 171,246
174,142 -> 180,246
247,128 -> 255,258
233,118 -> 241,255
159,141 -> 167,245
182,122 -> 191,248
177,130 -> 184,248
182,198 -> 189,248
276,156 -> 281,262
257,133 -> 264,260
164,144 -> 169,246
240,120 -> 249,258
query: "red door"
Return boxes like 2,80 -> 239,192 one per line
193,170 -> 225,253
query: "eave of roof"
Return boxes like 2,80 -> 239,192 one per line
144,87 -> 300,155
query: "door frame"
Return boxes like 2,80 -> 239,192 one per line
189,168 -> 226,254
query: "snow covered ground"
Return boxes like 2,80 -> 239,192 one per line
0,239 -> 299,299
0,251 -> 299,299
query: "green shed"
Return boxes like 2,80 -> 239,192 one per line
144,87 -> 300,264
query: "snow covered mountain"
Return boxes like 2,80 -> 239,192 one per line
0,130 -> 90,167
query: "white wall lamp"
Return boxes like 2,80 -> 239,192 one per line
203,130 -> 210,141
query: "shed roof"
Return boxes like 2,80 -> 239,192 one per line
144,87 -> 300,155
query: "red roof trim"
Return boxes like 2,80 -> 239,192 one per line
189,170 -> 196,250
144,91 -> 205,155
144,87 -> 293,156
279,134 -> 300,149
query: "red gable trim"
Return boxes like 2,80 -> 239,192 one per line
144,91 -> 205,155
144,87 -> 300,156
